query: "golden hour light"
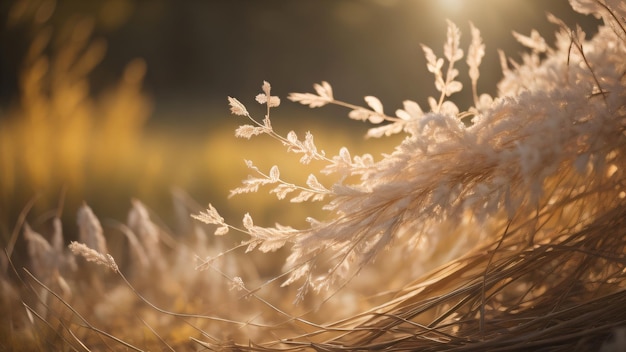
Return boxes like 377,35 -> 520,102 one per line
1,0 -> 624,350
435,0 -> 465,12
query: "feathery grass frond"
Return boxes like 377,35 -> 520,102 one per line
195,9 -> 626,308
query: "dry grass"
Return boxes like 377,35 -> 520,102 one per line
2,0 -> 626,351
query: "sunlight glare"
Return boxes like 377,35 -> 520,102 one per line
437,0 -> 465,13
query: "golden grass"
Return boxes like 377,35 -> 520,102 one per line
2,0 -> 625,351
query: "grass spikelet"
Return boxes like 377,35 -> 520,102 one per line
127,199 -> 164,270
68,242 -> 118,273
76,203 -> 107,256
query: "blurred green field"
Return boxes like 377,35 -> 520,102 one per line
0,1 -> 404,271
0,0 -> 598,242
0,6 -> 403,346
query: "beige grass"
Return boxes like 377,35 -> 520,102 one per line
2,0 -> 626,351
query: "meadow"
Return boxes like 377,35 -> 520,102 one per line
1,0 -> 625,350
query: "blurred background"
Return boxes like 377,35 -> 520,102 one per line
0,0 -> 599,252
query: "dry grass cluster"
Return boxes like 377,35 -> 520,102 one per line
2,0 -> 626,351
